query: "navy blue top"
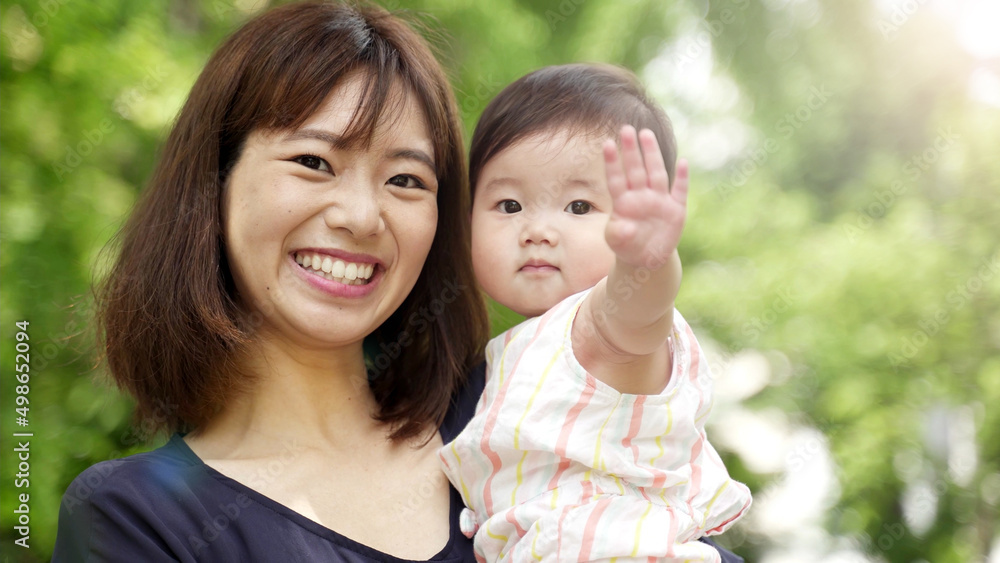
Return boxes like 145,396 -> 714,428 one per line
53,363 -> 743,562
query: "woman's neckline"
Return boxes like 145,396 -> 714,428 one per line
168,433 -> 459,562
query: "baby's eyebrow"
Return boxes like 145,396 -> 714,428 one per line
480,176 -> 522,194
563,177 -> 603,194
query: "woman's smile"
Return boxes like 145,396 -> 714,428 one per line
291,250 -> 383,298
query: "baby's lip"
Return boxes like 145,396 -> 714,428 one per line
520,259 -> 558,270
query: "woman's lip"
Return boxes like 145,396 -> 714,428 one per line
289,255 -> 382,298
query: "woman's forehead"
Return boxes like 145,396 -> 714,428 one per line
297,73 -> 431,151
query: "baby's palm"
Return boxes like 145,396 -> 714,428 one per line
604,126 -> 689,269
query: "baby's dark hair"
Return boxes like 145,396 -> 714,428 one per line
469,63 -> 677,201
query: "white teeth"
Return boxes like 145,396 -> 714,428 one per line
331,260 -> 345,278
293,252 -> 376,284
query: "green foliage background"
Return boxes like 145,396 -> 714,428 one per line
1,0 -> 997,560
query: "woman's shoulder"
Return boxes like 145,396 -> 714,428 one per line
53,435 -> 220,561
61,435 -> 203,508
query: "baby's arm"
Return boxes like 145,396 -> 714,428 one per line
572,126 -> 688,395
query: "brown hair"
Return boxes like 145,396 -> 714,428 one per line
96,0 -> 487,441
469,63 -> 677,201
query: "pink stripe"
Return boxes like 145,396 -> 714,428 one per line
555,505 -> 572,559
578,497 -> 614,560
624,395 -> 671,488
622,395 -> 645,459
683,322 -> 708,516
505,507 -> 528,538
685,323 -> 706,415
547,384 -> 596,490
686,436 -> 704,517
479,314 -> 554,514
705,493 -> 752,534
665,505 -> 679,557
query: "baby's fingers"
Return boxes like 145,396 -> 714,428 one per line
620,126 -> 647,191
639,129 -> 670,194
604,139 -> 627,200
672,158 -> 689,207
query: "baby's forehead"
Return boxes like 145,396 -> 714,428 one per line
478,134 -> 611,199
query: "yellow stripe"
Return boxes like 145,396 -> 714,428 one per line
592,396 -> 619,471
631,503 -> 654,556
485,520 -> 508,542
511,451 -> 528,507
612,474 -> 625,495
700,481 -> 730,529
649,399 -> 673,466
510,345 -> 562,502
449,440 -> 471,503
530,521 -> 543,560
694,395 -> 714,424
497,333 -> 512,387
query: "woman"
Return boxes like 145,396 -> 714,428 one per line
53,2 -> 489,560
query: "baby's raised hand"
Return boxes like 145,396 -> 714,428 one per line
603,126 -> 688,269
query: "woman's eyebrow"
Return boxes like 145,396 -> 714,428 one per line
281,129 -> 435,175
388,148 -> 436,176
283,128 -> 342,147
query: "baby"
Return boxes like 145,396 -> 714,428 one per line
440,64 -> 751,561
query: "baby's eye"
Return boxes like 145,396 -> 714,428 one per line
565,201 -> 592,215
387,174 -> 426,189
292,154 -> 331,173
497,200 -> 522,214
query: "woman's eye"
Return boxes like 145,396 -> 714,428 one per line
497,200 -> 522,214
292,154 -> 331,173
565,201 -> 592,215
387,174 -> 426,189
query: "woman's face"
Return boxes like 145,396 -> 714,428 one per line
223,74 -> 439,351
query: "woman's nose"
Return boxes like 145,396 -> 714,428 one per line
324,182 -> 385,238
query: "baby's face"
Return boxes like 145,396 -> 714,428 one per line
471,129 -> 616,317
